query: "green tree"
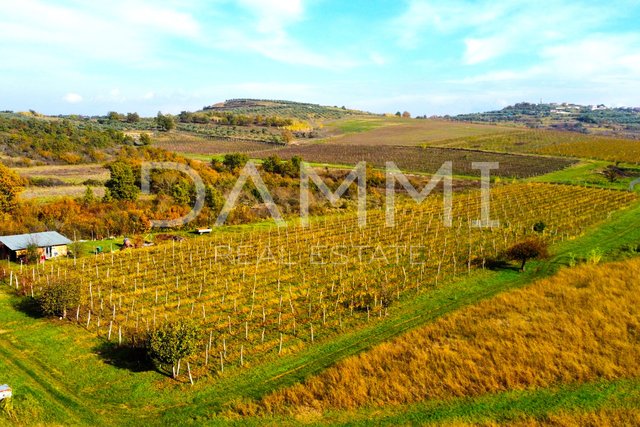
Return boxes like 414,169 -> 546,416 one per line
126,112 -> 140,123
105,161 -> 139,201
0,163 -> 23,213
171,181 -> 192,205
206,186 -> 225,213
107,111 -> 123,121
37,279 -> 82,318
261,154 -> 282,174
223,153 -> 249,172
139,133 -> 152,146
82,186 -> 96,206
533,221 -> 546,234
506,238 -> 550,272
25,243 -> 40,264
156,112 -> 176,132
147,320 -> 200,378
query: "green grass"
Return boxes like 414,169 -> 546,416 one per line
528,160 -> 640,190
2,201 -> 640,426
313,378 -> 640,426
328,117 -> 394,134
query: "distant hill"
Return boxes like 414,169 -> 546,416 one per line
452,102 -> 640,137
202,99 -> 372,121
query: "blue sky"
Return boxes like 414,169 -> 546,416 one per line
1,0 -> 639,116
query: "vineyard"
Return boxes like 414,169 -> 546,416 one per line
251,144 -> 576,178
324,118 -> 518,146
11,184 -> 636,381
433,129 -> 640,163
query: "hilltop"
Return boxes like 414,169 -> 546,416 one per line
452,102 -> 640,137
201,98 -> 372,121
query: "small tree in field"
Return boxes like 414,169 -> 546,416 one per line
37,279 -> 82,317
506,238 -> 550,272
148,320 -> 200,379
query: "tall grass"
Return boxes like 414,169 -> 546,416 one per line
253,258 -> 640,413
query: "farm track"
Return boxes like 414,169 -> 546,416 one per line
0,300 -> 107,426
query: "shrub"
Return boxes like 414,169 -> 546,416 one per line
147,320 -> 200,378
533,221 -> 546,233
37,279 -> 82,317
506,238 -> 550,271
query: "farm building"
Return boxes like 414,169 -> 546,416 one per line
0,231 -> 72,262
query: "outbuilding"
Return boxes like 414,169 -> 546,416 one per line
0,231 -> 72,262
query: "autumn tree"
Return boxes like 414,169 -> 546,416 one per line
0,163 -> 23,213
506,238 -> 550,271
281,129 -> 294,144
402,111 -> 411,118
105,161 -> 139,201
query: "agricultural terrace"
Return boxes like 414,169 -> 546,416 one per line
14,184 -> 636,381
251,145 -> 576,178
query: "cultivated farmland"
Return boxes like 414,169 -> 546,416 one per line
251,144 -> 577,178
432,129 -> 640,163
324,118 -> 519,146
15,184 -> 635,381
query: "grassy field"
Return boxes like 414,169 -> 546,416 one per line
528,160 -> 640,190
21,185 -> 106,201
2,191 -> 640,425
13,164 -> 109,184
256,256 -> 640,412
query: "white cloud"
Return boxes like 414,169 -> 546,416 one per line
393,1 -> 509,48
0,0 -> 200,67
463,37 -> 509,64
237,0 -> 303,35
63,93 -> 83,103
370,52 -> 387,66
392,0 -> 620,66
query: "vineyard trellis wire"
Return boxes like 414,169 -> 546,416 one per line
5,183 -> 637,380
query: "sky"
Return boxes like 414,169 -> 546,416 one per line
1,0 -> 639,116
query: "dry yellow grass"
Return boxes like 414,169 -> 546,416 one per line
257,258 -> 640,413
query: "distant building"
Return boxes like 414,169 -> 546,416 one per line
0,232 -> 72,262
